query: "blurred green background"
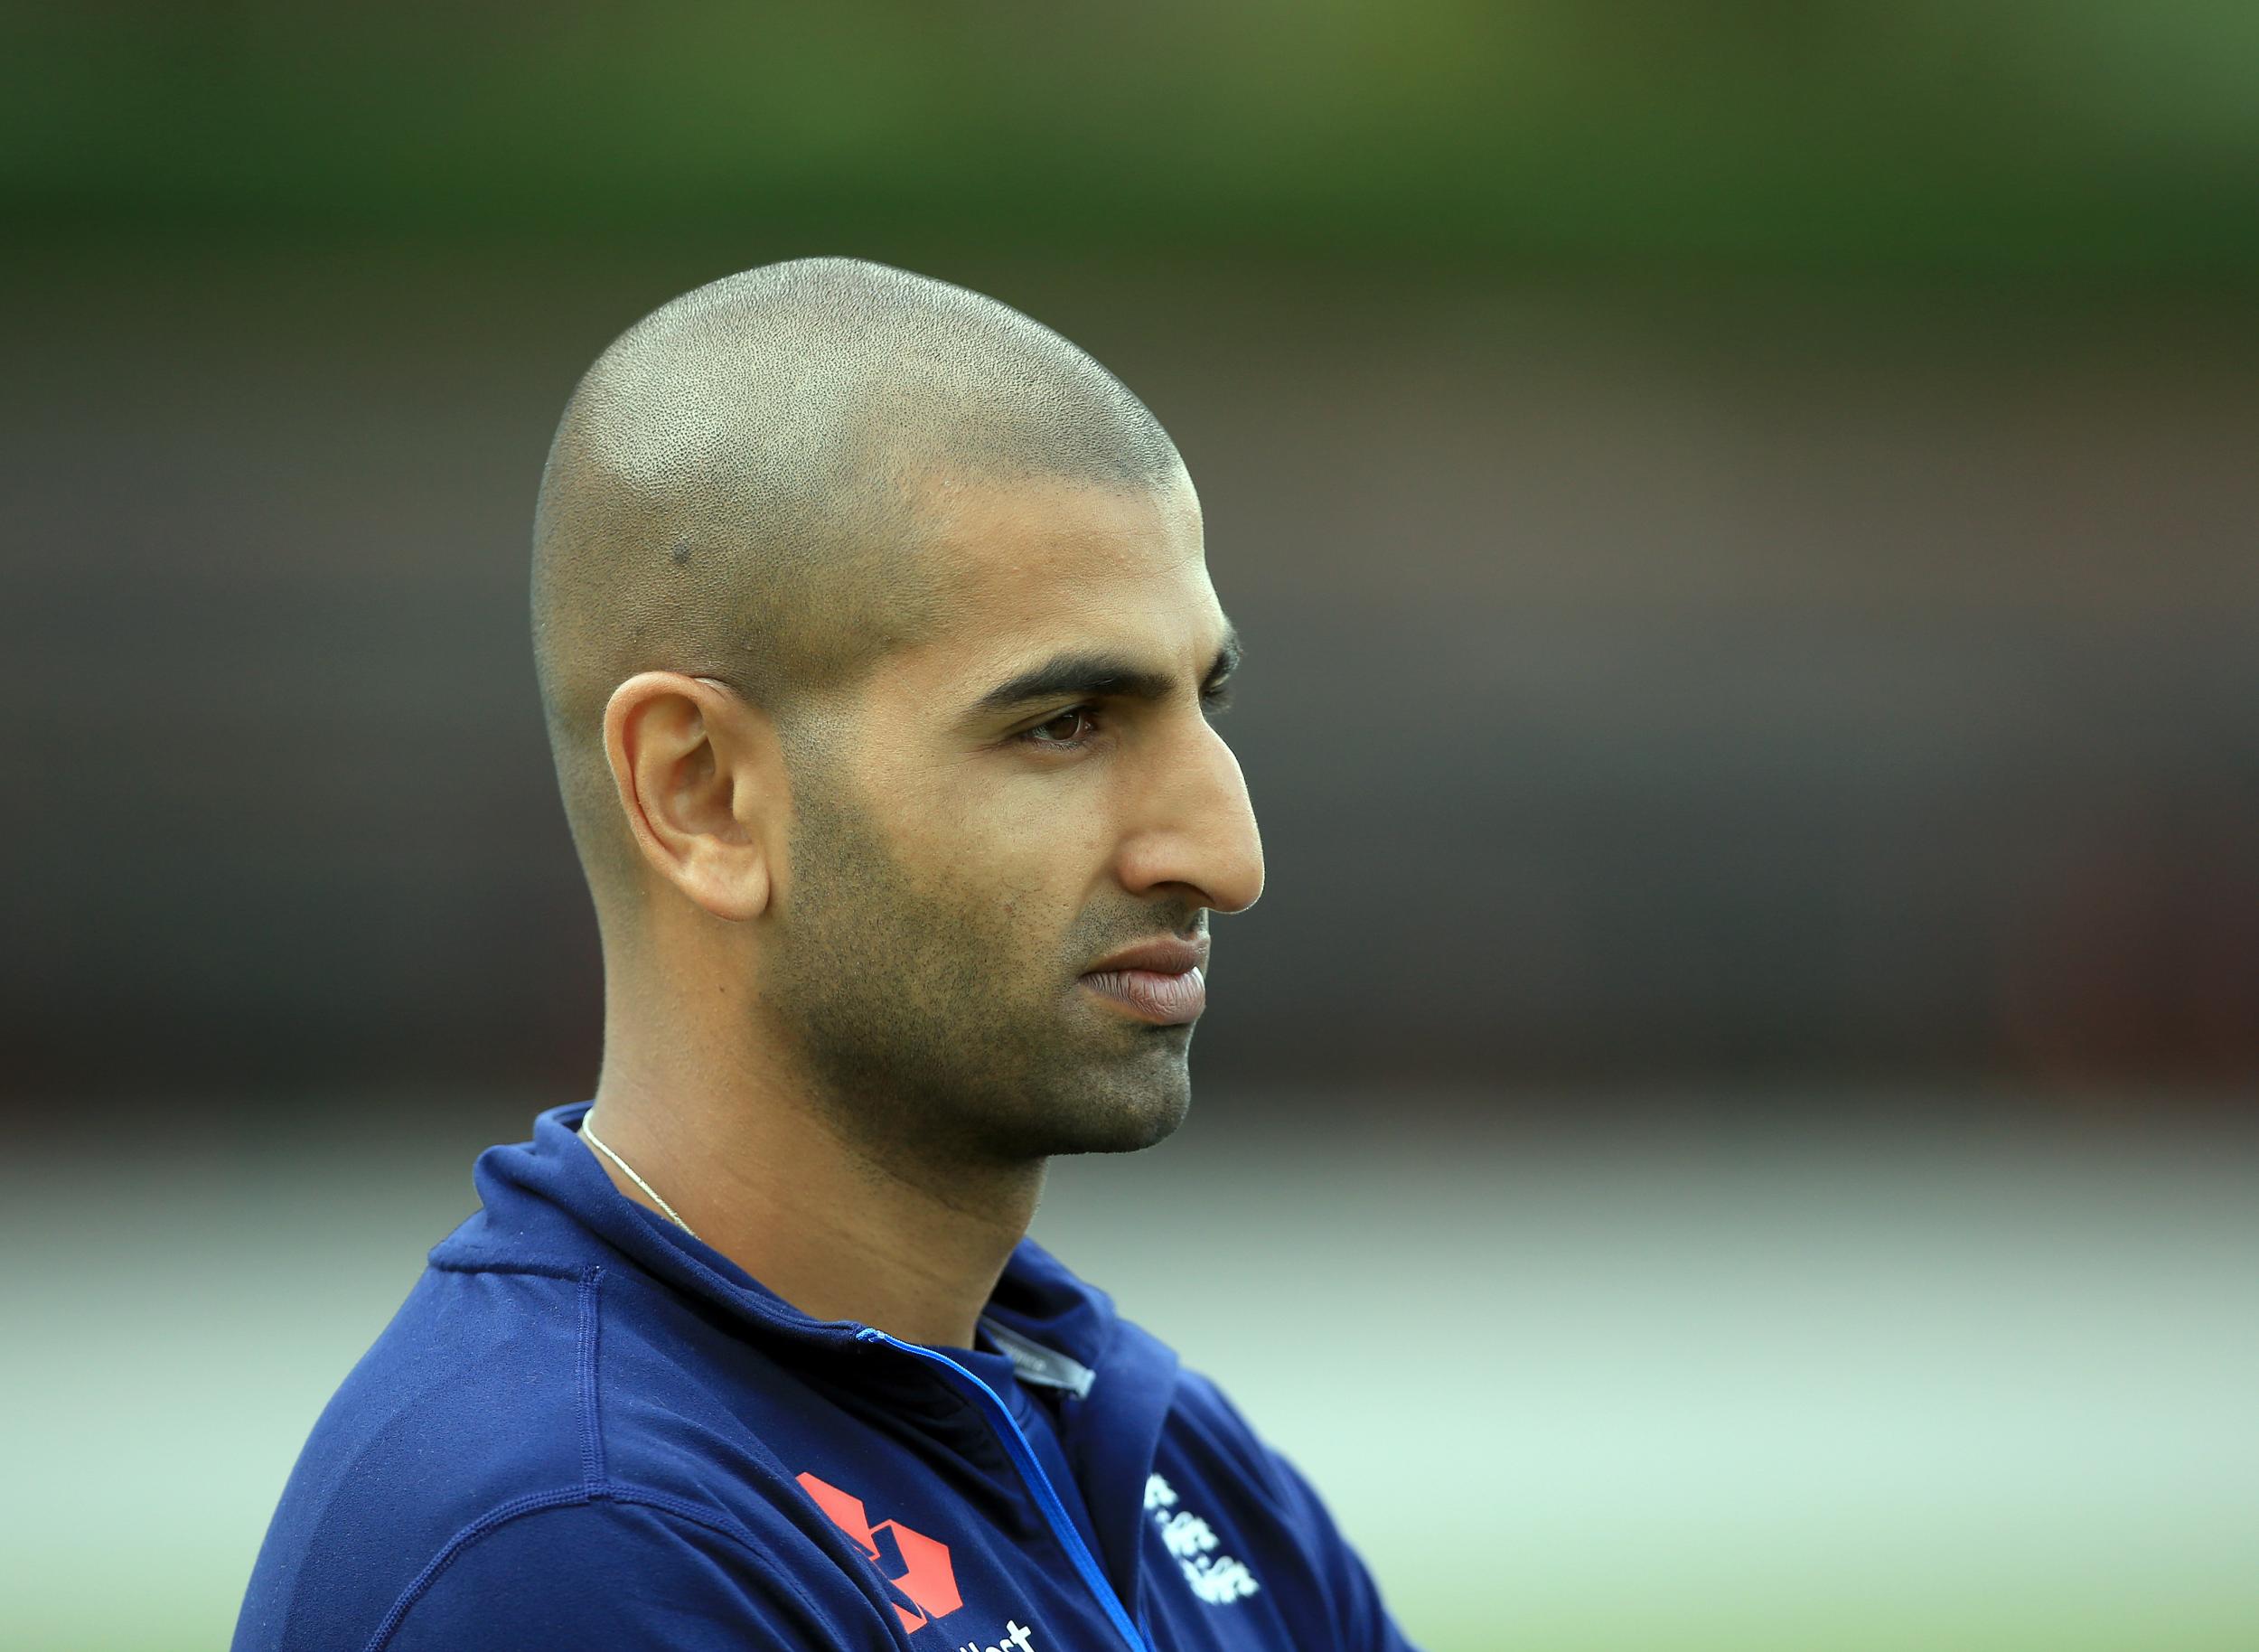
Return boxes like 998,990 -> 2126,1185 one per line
11,1 -> 2259,278
4,4 -> 2256,1649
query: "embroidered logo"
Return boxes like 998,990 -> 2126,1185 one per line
797,1470 -> 965,1634
1144,1473 -> 1261,1604
957,1620 -> 1038,1652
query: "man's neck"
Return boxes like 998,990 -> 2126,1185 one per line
580,1068 -> 1044,1352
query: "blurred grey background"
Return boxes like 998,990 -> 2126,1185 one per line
3,5 -> 2255,1649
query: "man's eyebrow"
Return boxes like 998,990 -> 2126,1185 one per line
969,628 -> 1242,718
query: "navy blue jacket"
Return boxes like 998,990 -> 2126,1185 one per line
234,1103 -> 1419,1652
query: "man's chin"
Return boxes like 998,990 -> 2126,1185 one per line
1043,1062 -> 1193,1158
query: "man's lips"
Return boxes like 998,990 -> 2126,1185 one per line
1081,965 -> 1206,1024
1080,936 -> 1209,1025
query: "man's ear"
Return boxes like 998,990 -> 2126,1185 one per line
602,671 -> 784,923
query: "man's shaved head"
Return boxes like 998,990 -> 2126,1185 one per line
531,256 -> 1185,901
530,255 -> 1258,1190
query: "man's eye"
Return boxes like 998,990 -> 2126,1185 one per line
1023,707 -> 1099,747
1019,690 -> 1232,752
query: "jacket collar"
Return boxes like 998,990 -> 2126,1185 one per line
434,1101 -> 1123,1378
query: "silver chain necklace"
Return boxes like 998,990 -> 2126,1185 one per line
580,1120 -> 702,1242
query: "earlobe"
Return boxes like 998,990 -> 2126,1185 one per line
603,671 -> 777,923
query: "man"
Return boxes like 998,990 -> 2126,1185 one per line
234,258 -> 1417,1651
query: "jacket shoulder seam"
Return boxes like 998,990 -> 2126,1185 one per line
576,1266 -> 606,1489
426,1248 -> 587,1281
360,1486 -> 597,1652
362,1482 -> 858,1652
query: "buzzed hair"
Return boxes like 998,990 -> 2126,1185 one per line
530,257 -> 1184,901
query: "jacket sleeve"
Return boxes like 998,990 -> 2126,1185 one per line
1254,1438 -> 1425,1652
1177,1369 -> 1427,1652
376,1495 -> 899,1652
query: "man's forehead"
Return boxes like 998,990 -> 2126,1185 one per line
914,467 -> 1203,579
899,472 -> 1221,688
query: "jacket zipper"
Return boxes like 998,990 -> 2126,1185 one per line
856,1327 -> 1154,1652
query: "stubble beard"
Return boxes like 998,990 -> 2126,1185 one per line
763,764 -> 1195,1187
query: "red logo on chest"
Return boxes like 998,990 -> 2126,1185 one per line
796,1470 -> 965,1634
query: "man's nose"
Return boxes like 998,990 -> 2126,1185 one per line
1118,719 -> 1264,915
